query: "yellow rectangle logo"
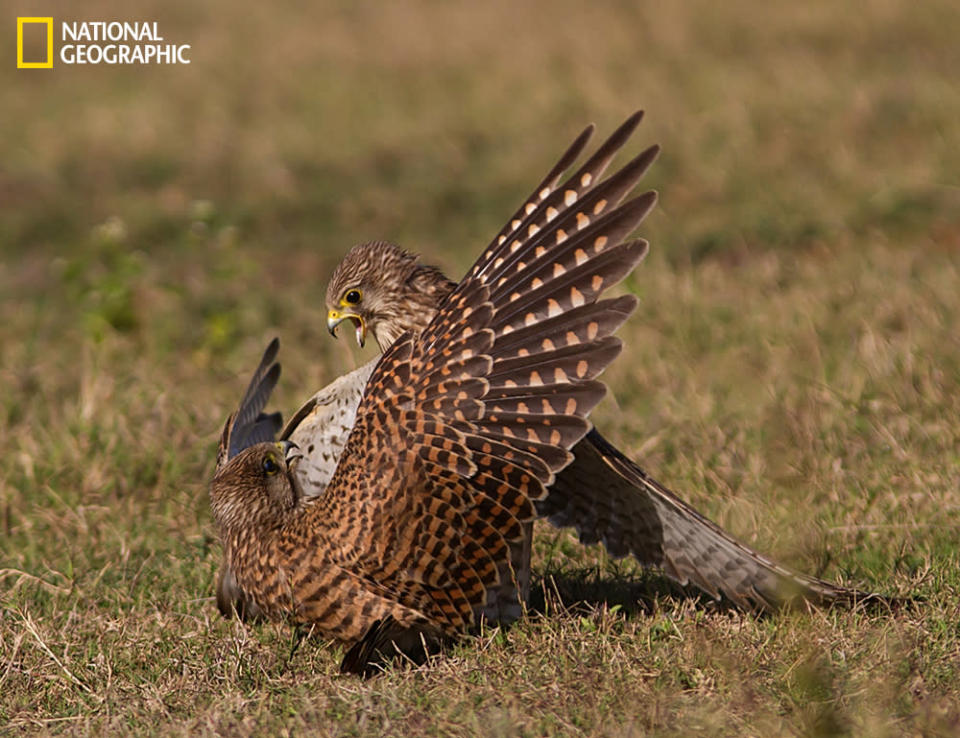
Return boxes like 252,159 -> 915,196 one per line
17,17 -> 54,68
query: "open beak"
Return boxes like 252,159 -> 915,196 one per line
327,309 -> 366,348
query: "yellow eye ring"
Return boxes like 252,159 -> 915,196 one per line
262,454 -> 280,476
343,289 -> 362,305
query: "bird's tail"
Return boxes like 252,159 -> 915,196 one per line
541,430 -> 895,612
339,616 -> 448,677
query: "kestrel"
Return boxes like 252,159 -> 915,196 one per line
320,113 -> 881,615
210,112 -> 659,672
215,361 -> 375,621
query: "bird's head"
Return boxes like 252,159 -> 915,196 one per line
209,440 -> 304,536
325,241 -> 455,352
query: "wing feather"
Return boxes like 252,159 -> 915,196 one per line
309,114 -> 655,639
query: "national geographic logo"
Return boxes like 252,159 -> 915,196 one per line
16,18 -> 53,68
16,19 -> 191,68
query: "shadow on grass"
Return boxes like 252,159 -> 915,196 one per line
526,564 -> 915,621
527,564 -> 740,620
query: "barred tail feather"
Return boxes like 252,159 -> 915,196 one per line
543,430 -> 892,612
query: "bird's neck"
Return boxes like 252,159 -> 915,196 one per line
373,266 -> 456,351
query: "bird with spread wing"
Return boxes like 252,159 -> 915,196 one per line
210,112 -> 660,672
317,113 -> 884,615
212,113 -> 890,672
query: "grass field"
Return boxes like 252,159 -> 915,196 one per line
2,0 -> 959,734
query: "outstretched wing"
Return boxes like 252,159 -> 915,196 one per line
306,116 -> 657,640
215,338 -> 283,472
470,110 -> 656,283
542,429 -> 882,610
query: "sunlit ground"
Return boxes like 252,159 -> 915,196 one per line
1,0 -> 958,734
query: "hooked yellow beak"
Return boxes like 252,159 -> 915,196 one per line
276,440 -> 302,465
327,309 -> 367,348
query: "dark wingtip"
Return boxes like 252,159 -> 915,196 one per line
225,338 -> 284,459
263,336 -> 280,365
626,109 -> 645,127
607,110 -> 645,148
571,122 -> 596,151
640,142 -> 661,166
340,616 -> 447,677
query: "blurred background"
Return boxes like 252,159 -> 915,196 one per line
3,0 -> 959,572
2,0 -> 959,730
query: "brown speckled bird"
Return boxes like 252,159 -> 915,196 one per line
321,112 -> 884,617
215,360 -> 376,621
211,112 -> 660,673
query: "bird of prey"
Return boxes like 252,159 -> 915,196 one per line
321,112 -> 881,615
210,112 -> 660,672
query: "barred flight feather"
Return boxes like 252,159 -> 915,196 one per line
484,145 -> 659,293
473,410 -> 592,450
471,124 -> 597,278
414,359 -> 492,403
493,296 -> 637,355
487,335 -> 623,389
542,430 -> 888,612
460,435 -> 559,484
489,216 -> 653,326
417,287 -> 493,354
483,381 -> 607,422
492,245 -> 647,338
473,111 -> 646,282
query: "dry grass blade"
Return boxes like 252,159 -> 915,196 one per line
1,0 -> 958,733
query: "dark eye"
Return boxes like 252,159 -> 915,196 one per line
345,289 -> 361,304
262,455 -> 280,476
